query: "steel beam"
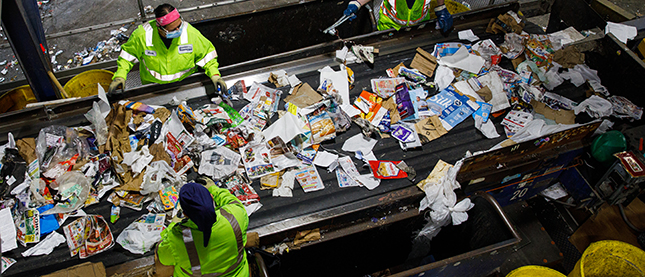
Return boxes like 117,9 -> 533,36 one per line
1,0 -> 58,101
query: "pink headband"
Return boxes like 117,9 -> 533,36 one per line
156,9 -> 180,26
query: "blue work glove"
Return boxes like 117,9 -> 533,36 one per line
435,5 -> 453,33
344,1 -> 361,21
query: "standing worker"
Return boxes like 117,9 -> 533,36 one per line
155,182 -> 249,277
343,0 -> 454,32
108,4 -> 226,94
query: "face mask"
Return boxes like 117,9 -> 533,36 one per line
162,21 -> 184,39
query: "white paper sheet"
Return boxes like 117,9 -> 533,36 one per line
313,151 -> 339,168
340,104 -> 361,117
453,80 -> 483,102
357,174 -> 381,190
549,27 -> 586,50
245,203 -> 263,216
320,69 -> 350,106
435,65 -> 455,91
97,84 -> 111,118
458,30 -> 480,42
22,231 -> 66,257
477,71 -> 509,112
0,208 -> 17,253
605,22 -> 637,44
438,46 -> 485,74
262,113 -> 307,143
342,134 -> 378,154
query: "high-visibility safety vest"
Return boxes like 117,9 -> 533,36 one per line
157,187 -> 249,277
114,20 -> 220,84
377,0 -> 468,31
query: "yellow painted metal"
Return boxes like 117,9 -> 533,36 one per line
568,240 -> 645,277
0,85 -> 37,114
63,69 -> 114,98
506,265 -> 566,277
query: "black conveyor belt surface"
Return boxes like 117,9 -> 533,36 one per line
6,26 -> 556,276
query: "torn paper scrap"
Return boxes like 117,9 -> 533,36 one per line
458,30 -> 480,42
0,208 -> 17,253
313,151 -> 339,168
342,134 -> 378,154
438,46 -> 485,74
605,22 -> 637,44
357,174 -> 381,190
262,112 -> 307,143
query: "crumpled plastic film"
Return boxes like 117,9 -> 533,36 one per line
574,95 -> 613,118
140,161 -> 181,195
416,159 -> 474,240
84,102 -> 108,146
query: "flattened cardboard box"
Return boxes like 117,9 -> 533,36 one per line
410,47 -> 438,77
41,261 -> 106,277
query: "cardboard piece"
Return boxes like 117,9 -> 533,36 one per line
410,47 -> 438,77
531,100 -> 576,124
152,107 -> 171,123
415,116 -> 448,144
42,261 -> 106,277
476,86 -> 493,102
16,138 -> 37,164
293,228 -> 321,246
486,12 -> 525,34
381,97 -> 401,124
284,83 -> 323,108
553,45 -> 585,68
511,55 -> 526,71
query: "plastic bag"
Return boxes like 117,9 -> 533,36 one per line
42,171 -> 90,215
140,161 -> 181,195
36,126 -> 90,177
116,214 -> 166,254
84,102 -> 108,146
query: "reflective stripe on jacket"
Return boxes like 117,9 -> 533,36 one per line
157,187 -> 249,277
114,20 -> 220,84
378,0 -> 432,30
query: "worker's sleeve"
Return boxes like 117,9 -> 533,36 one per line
157,223 -> 178,266
209,186 -> 242,208
194,31 -> 220,77
114,27 -> 143,81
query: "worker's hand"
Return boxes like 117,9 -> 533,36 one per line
107,77 -> 125,95
344,1 -> 361,21
211,75 -> 227,95
434,5 -> 453,33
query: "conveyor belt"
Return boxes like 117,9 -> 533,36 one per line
2,4 -> 529,276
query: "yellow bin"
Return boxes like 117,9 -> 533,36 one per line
63,69 -> 114,98
507,265 -> 566,277
569,240 -> 645,277
0,85 -> 37,114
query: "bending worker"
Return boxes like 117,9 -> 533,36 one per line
343,0 -> 454,32
108,4 -> 226,94
156,182 -> 249,277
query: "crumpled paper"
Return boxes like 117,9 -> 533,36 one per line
273,170 -> 295,197
22,231 -> 66,257
474,114 -> 500,139
122,145 -> 154,174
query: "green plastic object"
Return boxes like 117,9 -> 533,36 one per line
591,130 -> 627,165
